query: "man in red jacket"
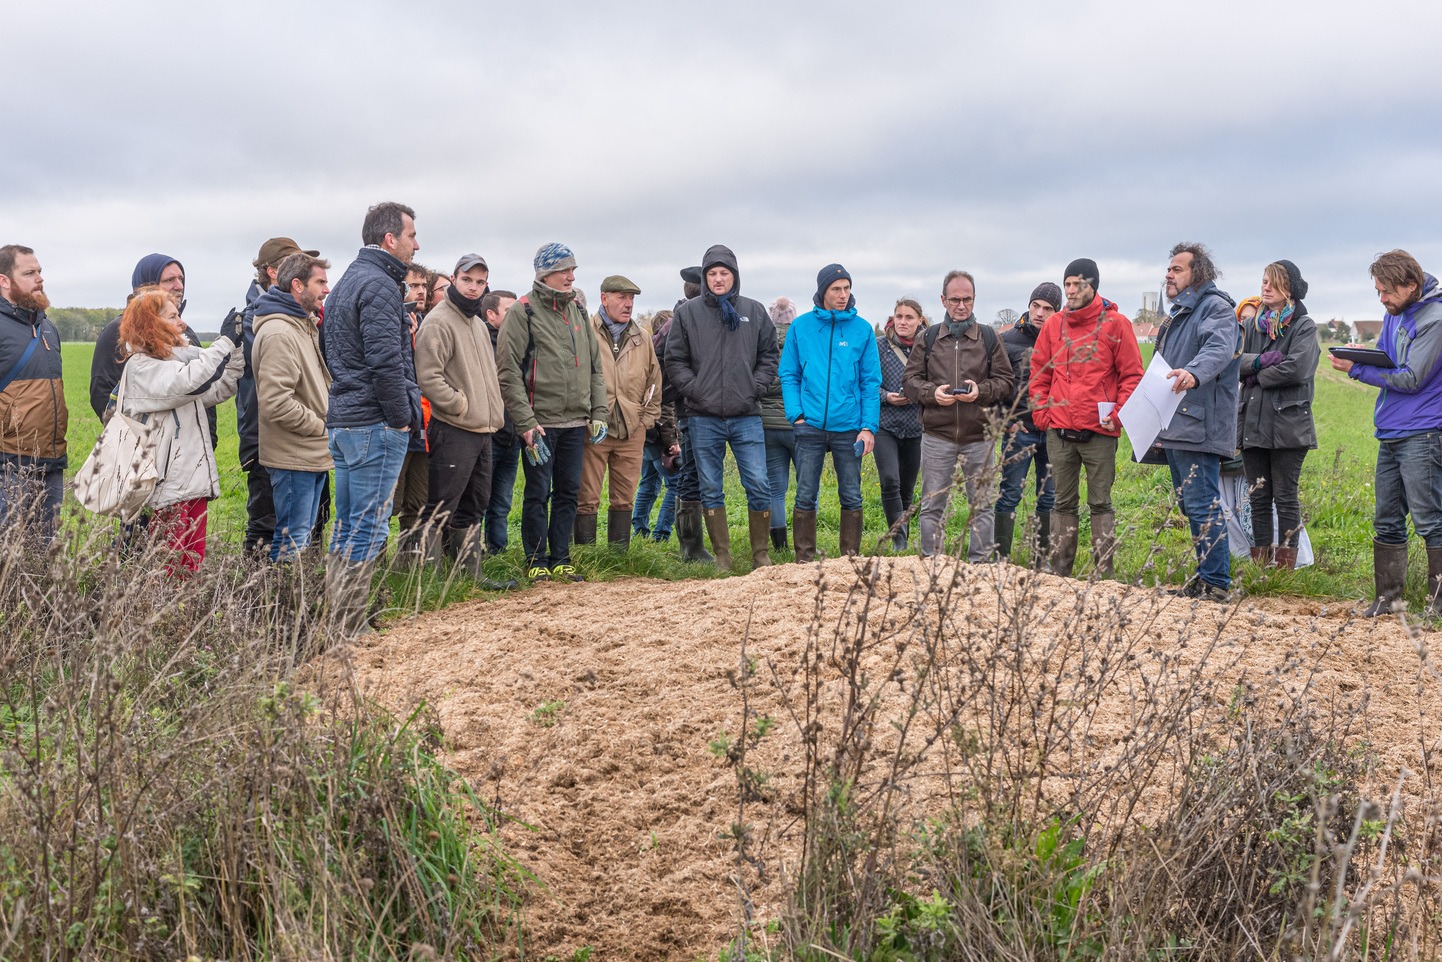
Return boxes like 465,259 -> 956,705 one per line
1028,258 -> 1144,577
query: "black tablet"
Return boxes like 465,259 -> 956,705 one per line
1328,346 -> 1396,368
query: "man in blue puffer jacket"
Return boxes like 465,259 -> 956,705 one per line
1157,242 -> 1240,602
322,201 -> 423,636
1332,250 -> 1442,617
779,264 -> 882,561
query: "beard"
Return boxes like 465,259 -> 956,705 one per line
12,288 -> 50,312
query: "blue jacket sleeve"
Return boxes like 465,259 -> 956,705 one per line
361,279 -> 413,428
860,326 -> 882,432
779,327 -> 802,422
1184,297 -> 1240,384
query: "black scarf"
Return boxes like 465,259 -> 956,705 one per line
447,283 -> 484,317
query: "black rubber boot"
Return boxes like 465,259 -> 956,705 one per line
607,508 -> 632,550
770,527 -> 787,552
994,511 -> 1016,558
1364,540 -> 1408,617
573,512 -> 598,546
676,500 -> 714,564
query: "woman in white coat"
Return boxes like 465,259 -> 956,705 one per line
117,289 -> 243,574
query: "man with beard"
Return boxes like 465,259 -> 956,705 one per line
239,236 -> 321,556
0,245 -> 67,544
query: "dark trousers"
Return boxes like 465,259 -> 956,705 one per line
393,450 -> 429,533
243,464 -> 276,554
675,417 -> 701,503
1242,446 -> 1307,548
486,429 -> 522,553
874,429 -> 921,527
520,425 -> 585,569
426,420 -> 494,531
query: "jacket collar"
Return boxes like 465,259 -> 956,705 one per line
357,246 -> 409,283
0,297 -> 41,328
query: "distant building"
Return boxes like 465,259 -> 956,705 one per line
1133,319 -> 1161,344
1140,291 -> 1160,315
1353,320 -> 1383,342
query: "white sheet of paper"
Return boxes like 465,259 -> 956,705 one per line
1097,402 -> 1115,421
1117,352 -> 1184,457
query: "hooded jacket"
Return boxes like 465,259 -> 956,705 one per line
1349,274 -> 1442,439
901,320 -> 1014,445
779,305 -> 882,433
589,311 -> 661,441
665,245 -> 779,419
0,298 -> 67,464
119,336 -> 243,509
1028,296 -> 1144,436
235,278 -> 266,468
1155,281 -> 1240,456
416,293 -> 506,435
1237,307 -> 1318,451
323,247 -> 423,432
495,280 -> 607,434
252,288 -> 333,472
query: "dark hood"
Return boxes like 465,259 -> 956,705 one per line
131,252 -> 184,290
251,285 -> 309,320
701,244 -> 740,302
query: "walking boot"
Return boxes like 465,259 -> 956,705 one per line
839,508 -> 863,557
1425,546 -> 1442,618
1049,512 -> 1080,577
573,512 -> 598,546
793,508 -> 819,563
446,526 -> 517,591
608,508 -> 632,551
1363,540 -> 1409,617
1035,511 -> 1051,562
703,508 -> 733,570
1090,511 -> 1116,579
1272,546 -> 1297,570
770,526 -> 788,552
676,500 -> 714,564
1250,545 -> 1272,565
748,509 -> 772,569
326,554 -> 375,640
994,511 -> 1016,559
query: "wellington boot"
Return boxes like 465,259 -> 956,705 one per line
325,554 -> 375,640
891,518 -> 910,553
446,526 -> 517,590
1250,545 -> 1272,565
607,508 -> 632,551
839,509 -> 863,557
994,512 -> 1016,558
1363,540 -> 1408,617
676,500 -> 714,563
573,512 -> 598,546
770,526 -> 788,552
1090,511 -> 1116,578
1426,546 -> 1442,618
704,508 -> 733,571
793,509 -> 819,563
1272,546 -> 1297,570
1049,512 -> 1080,577
747,509 -> 772,569
1034,511 -> 1051,561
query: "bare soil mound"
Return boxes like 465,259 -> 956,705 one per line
351,558 -> 1441,960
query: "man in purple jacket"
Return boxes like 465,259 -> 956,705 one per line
1332,249 -> 1442,617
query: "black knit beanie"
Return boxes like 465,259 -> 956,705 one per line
1063,258 -> 1100,292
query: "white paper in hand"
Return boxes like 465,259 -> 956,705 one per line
1117,352 -> 1185,457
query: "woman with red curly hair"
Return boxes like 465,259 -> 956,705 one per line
117,288 -> 243,574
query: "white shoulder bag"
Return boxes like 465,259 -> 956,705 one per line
72,362 -> 159,522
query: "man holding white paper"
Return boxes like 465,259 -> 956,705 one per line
1156,243 -> 1241,602
1028,259 -> 1143,577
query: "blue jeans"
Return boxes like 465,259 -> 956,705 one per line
792,423 -> 863,511
268,468 -> 327,562
1374,429 -> 1442,547
328,424 -> 410,563
633,441 -> 678,538
995,426 -> 1055,515
675,417 -> 701,503
764,428 -> 797,527
485,429 -> 522,553
1166,449 -> 1229,588
519,425 -> 585,569
688,414 -> 771,511
0,456 -> 64,547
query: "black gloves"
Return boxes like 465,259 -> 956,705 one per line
220,308 -> 243,345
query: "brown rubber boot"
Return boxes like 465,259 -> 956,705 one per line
1250,545 -> 1271,565
1363,540 -> 1408,617
747,509 -> 772,569
1272,545 -> 1297,570
839,509 -> 863,557
573,512 -> 598,546
1049,512 -> 1080,577
1090,511 -> 1116,578
793,509 -> 818,563
1426,546 -> 1442,618
703,508 -> 733,571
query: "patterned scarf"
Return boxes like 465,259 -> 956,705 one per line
1257,302 -> 1294,339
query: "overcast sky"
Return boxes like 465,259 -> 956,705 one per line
7,0 -> 1440,328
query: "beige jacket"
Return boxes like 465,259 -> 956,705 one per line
416,297 -> 505,434
590,313 -> 661,441
254,309 -> 333,472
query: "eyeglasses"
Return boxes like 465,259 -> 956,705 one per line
943,297 -> 975,307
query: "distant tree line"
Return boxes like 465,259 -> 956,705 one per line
47,307 -> 120,342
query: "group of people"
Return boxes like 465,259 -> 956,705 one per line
2,213 -> 1441,628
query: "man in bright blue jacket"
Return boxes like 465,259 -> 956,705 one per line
1331,250 -> 1442,617
779,264 -> 881,560
1157,242 -> 1240,602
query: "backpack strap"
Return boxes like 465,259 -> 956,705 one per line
921,322 -> 995,379
0,328 -> 41,396
518,296 -> 538,406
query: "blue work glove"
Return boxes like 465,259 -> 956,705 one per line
524,433 -> 551,466
588,420 -> 608,445
1258,350 -> 1284,369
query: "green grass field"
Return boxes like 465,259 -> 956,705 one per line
58,340 -> 1396,605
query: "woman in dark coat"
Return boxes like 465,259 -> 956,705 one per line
874,298 -> 927,551
1237,260 -> 1318,569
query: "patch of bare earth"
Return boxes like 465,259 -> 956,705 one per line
350,557 -> 1442,960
